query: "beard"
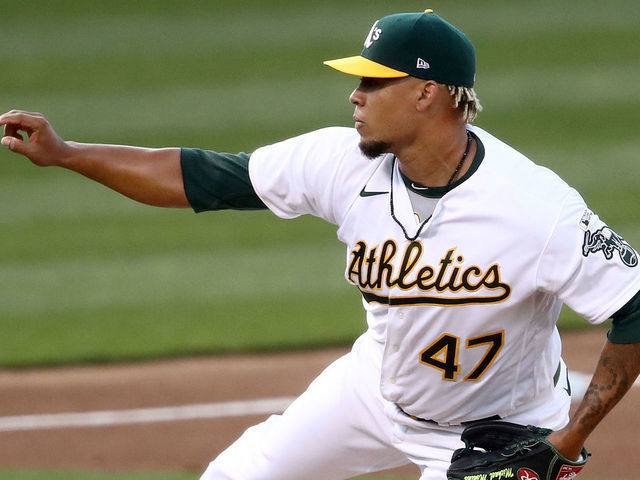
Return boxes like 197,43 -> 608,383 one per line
359,139 -> 390,159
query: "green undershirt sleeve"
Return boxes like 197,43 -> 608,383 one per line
180,148 -> 266,213
608,289 -> 640,343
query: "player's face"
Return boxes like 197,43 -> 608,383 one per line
350,76 -> 421,158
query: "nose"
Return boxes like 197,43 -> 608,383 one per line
349,87 -> 364,106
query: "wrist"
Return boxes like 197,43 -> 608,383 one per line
59,141 -> 84,169
547,427 -> 587,461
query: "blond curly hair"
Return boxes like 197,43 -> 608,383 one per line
447,85 -> 482,123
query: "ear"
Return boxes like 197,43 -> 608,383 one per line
415,80 -> 440,112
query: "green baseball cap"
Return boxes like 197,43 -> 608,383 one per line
324,9 -> 476,87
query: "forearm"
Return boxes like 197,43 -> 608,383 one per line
572,340 -> 640,432
62,142 -> 188,208
1,110 -> 189,208
548,339 -> 640,459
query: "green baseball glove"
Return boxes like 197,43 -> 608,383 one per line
446,420 -> 589,480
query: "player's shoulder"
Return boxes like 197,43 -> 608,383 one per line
253,126 -> 360,156
248,126 -> 384,224
469,125 -> 575,207
251,126 -> 379,181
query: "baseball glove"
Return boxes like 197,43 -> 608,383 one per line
446,420 -> 589,480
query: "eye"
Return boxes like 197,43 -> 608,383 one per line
358,77 -> 384,92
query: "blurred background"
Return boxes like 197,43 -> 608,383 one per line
0,0 -> 638,450
0,1 -> 639,479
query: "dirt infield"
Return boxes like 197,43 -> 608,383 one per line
0,329 -> 638,479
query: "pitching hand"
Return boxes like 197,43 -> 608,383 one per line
0,110 -> 71,167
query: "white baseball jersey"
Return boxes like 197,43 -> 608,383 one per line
248,125 -> 640,425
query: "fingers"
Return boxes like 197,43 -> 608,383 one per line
1,111 -> 32,155
0,109 -> 45,121
0,109 -> 62,161
0,109 -> 45,133
2,122 -> 25,141
1,132 -> 29,155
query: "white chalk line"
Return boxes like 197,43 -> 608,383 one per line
0,371 -> 637,433
0,396 -> 297,433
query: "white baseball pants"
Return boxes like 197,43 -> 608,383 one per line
200,332 -> 570,480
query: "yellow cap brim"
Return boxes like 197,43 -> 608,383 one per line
323,55 -> 408,78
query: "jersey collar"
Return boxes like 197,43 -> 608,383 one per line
390,130 -> 485,240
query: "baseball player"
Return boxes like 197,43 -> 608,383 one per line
2,9 -> 640,480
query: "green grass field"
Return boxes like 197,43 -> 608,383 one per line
0,1 -> 638,477
1,0 -> 638,368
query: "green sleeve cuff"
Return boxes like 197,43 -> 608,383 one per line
608,289 -> 640,343
180,148 -> 266,213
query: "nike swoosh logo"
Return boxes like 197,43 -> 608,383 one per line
359,187 -> 388,197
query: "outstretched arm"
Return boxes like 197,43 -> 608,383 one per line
547,339 -> 640,460
0,110 -> 189,208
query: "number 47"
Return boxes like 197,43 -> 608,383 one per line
420,331 -> 504,382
